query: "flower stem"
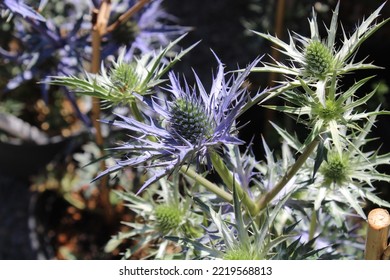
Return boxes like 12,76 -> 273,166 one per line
309,210 -> 317,240
91,0 -> 113,223
180,166 -> 233,203
106,0 -> 151,33
129,96 -> 144,122
209,151 -> 257,216
254,138 -> 319,214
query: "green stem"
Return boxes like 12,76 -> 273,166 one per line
129,96 -> 159,143
180,166 -> 233,202
309,210 -> 317,240
209,151 -> 257,216
254,138 -> 319,214
209,151 -> 240,191
129,96 -> 144,122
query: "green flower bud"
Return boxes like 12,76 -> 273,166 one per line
155,204 -> 183,234
322,153 -> 350,185
304,41 -> 333,78
314,99 -> 343,122
111,62 -> 141,93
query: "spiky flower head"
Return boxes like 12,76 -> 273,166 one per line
305,113 -> 390,219
321,152 -> 350,186
169,184 -> 328,259
48,34 -> 198,107
169,96 -> 215,144
304,40 -> 334,78
252,2 -> 388,81
104,174 -> 203,259
154,204 -> 183,234
94,55 -> 264,193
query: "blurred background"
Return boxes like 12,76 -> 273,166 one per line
0,0 -> 389,259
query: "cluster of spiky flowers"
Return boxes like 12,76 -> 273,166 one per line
94,55 -> 266,194
240,3 -> 390,259
168,185 -> 335,260
1,0 -> 191,95
249,2 -> 390,187
40,0 -> 390,260
106,0 -> 192,58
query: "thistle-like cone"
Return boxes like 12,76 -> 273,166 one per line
304,41 -> 333,78
169,98 -> 214,144
322,153 -> 350,185
155,204 -> 183,234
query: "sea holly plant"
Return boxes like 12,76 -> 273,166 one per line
252,2 -> 389,104
42,1 -> 389,260
91,54 -> 268,199
250,1 -> 390,221
48,34 -> 199,109
167,185 -> 315,260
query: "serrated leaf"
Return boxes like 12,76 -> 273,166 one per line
326,1 -> 340,49
337,3 -> 389,63
302,119 -> 323,151
263,105 -> 311,115
270,122 -> 302,151
232,184 -> 249,244
312,139 -> 326,179
328,120 -> 343,156
263,234 -> 296,255
344,86 -> 378,112
339,186 -> 366,219
252,31 -> 300,60
362,190 -> 390,208
314,186 -> 328,211
251,65 -> 298,76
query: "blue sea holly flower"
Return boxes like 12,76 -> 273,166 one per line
94,56 -> 264,193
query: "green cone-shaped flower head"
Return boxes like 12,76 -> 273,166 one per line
313,99 -> 344,123
304,40 -> 334,78
322,152 -> 350,185
111,62 -> 142,93
155,204 -> 183,234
